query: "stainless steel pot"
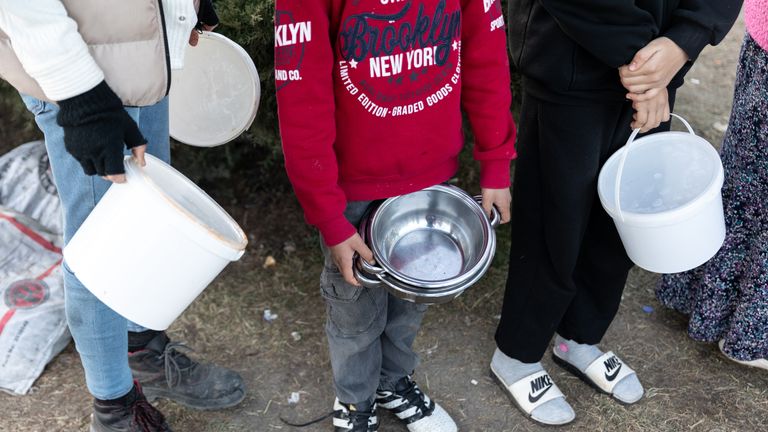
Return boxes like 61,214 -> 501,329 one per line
354,184 -> 500,304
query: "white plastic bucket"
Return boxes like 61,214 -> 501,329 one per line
598,114 -> 726,274
169,32 -> 260,147
64,154 -> 247,330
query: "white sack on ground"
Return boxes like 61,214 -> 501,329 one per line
0,141 -> 62,236
0,141 -> 68,395
0,208 -> 69,395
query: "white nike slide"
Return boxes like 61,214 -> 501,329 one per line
719,340 -> 768,371
490,366 -> 574,425
552,351 -> 641,404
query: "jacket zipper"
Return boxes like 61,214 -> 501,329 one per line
156,0 -> 172,95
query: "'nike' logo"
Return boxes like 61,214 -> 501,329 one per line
605,363 -> 622,381
528,383 -> 553,403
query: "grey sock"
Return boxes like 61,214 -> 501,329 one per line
553,334 -> 644,403
491,348 -> 575,425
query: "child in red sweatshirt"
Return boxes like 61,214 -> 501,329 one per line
275,1 -> 516,430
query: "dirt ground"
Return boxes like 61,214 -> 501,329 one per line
2,14 -> 766,432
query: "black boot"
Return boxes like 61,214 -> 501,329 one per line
128,332 -> 246,410
91,382 -> 172,432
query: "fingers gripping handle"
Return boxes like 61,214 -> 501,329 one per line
353,254 -> 385,288
474,195 -> 502,228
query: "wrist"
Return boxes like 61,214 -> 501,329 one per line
662,37 -> 689,69
57,81 -> 123,126
318,215 -> 357,247
663,22 -> 710,63
479,159 -> 513,189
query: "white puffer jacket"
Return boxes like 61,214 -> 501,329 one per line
0,0 -> 198,105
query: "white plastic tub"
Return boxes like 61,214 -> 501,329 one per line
598,114 -> 725,274
64,155 -> 247,330
169,32 -> 260,147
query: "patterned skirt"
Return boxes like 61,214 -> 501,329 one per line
657,33 -> 768,361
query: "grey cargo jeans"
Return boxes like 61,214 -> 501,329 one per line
320,201 -> 428,405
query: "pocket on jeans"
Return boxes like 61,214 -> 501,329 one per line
321,270 -> 382,336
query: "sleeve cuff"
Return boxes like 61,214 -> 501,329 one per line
32,49 -> 104,101
316,214 -> 357,247
479,158 -> 513,189
197,0 -> 219,27
663,21 -> 711,62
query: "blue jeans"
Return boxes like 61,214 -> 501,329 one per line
321,201 -> 428,405
20,95 -> 170,400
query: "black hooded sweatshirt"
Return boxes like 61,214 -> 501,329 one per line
508,0 -> 743,102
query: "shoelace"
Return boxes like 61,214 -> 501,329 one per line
160,342 -> 196,389
280,407 -> 375,429
398,380 -> 434,417
132,399 -> 168,431
341,407 -> 376,430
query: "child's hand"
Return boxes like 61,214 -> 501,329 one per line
329,233 -> 374,286
481,188 -> 512,224
190,0 -> 219,46
619,37 -> 688,94
189,24 -> 217,46
630,87 -> 670,133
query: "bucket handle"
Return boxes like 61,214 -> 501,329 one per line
613,113 -> 695,223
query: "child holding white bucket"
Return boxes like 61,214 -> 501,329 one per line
657,0 -> 768,371
491,0 -> 742,426
0,2 -> 245,431
275,1 -> 517,430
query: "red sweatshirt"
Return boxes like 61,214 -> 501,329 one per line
275,0 -> 517,246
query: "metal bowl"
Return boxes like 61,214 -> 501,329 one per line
354,184 -> 499,304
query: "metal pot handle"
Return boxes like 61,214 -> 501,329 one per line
354,265 -> 383,288
474,195 -> 502,228
359,255 -> 385,275
354,254 -> 386,288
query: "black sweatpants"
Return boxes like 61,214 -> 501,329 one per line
495,90 -> 673,363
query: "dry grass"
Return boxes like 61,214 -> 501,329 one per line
2,200 -> 766,432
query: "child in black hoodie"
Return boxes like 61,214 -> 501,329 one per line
491,0 -> 742,426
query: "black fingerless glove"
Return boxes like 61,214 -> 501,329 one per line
56,81 -> 146,176
196,0 -> 219,29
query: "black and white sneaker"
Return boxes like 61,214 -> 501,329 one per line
333,399 -> 379,432
376,377 -> 457,432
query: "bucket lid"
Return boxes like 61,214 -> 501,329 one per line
169,32 -> 260,147
124,155 -> 247,260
